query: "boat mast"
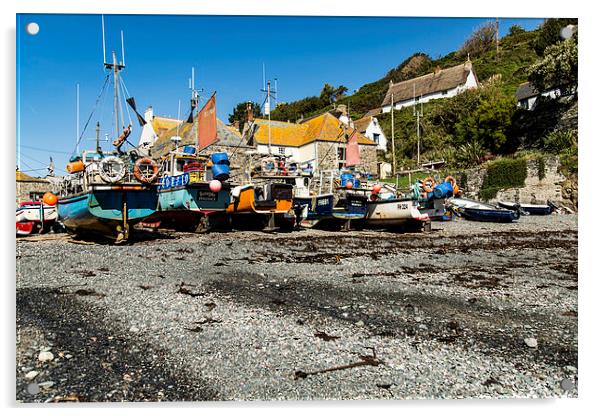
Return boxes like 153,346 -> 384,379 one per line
112,51 -> 120,139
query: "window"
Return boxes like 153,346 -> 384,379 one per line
442,90 -> 448,95
373,133 -> 380,143
278,147 -> 286,155
29,192 -> 45,201
337,147 -> 345,160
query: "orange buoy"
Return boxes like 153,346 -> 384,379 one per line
66,159 -> 84,173
444,175 -> 456,188
422,176 -> 436,193
42,192 -> 58,206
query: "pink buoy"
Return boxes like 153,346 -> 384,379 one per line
345,181 -> 353,189
209,179 -> 222,193
372,183 -> 383,193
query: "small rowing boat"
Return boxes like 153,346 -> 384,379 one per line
497,201 -> 554,216
448,197 -> 519,222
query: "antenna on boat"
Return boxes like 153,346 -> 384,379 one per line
101,15 -> 107,66
76,83 -> 80,154
120,30 -> 125,66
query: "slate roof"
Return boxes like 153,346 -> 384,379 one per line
515,82 -> 539,101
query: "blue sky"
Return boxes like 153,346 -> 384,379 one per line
16,14 -> 543,174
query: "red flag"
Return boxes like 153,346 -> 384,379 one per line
197,95 -> 217,149
345,130 -> 360,166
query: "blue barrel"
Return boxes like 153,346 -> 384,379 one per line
211,164 -> 230,180
183,145 -> 196,155
353,178 -> 360,188
341,173 -> 354,187
433,181 -> 454,199
211,152 -> 230,166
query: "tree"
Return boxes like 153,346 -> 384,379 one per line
228,101 -> 261,132
319,83 -> 348,105
528,31 -> 578,96
458,21 -> 497,58
508,25 -> 525,36
531,18 -> 578,56
454,86 -> 517,154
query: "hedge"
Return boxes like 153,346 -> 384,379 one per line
479,158 -> 527,201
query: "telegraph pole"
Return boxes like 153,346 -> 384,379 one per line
390,80 -> 396,177
413,84 -> 423,168
496,18 -> 500,61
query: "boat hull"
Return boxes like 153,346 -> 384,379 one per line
448,197 -> 520,222
498,201 -> 553,216
227,185 -> 294,230
58,187 -> 158,239
362,198 -> 429,228
16,205 -> 57,222
460,207 -> 519,222
294,194 -> 335,228
144,182 -> 231,230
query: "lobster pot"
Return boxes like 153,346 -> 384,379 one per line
211,164 -> 230,180
341,173 -> 354,187
433,181 -> 454,199
211,152 -> 230,166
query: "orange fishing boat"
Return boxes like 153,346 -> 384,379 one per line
227,182 -> 294,230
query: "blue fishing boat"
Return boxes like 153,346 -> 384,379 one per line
58,30 -> 160,243
145,148 -> 232,232
58,150 -> 159,242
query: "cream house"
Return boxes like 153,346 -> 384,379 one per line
381,60 -> 479,112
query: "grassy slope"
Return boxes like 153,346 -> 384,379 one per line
271,29 -> 539,123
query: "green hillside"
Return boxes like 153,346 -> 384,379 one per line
271,26 -> 540,122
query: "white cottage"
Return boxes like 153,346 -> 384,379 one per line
352,115 -> 387,151
381,60 -> 479,112
515,82 -> 564,111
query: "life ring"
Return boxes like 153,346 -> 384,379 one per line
134,157 -> 159,183
422,176 -> 436,193
444,176 -> 456,188
98,156 -> 126,183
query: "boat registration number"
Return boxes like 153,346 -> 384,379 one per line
197,191 -> 217,201
397,203 -> 409,210
160,173 -> 190,190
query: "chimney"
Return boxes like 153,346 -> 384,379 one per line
434,66 -> 442,75
144,106 -> 154,123
246,102 -> 254,123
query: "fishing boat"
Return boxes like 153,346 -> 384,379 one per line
227,181 -> 295,230
448,197 -> 520,222
15,199 -> 58,235
362,197 -> 429,231
58,149 -> 160,242
58,25 -> 159,243
144,148 -> 231,232
497,200 -> 554,216
348,177 -> 429,231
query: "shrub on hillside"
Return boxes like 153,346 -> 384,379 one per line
479,157 -> 528,201
543,129 -> 576,154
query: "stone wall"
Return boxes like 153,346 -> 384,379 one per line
460,156 -> 576,209
315,142 -> 377,174
16,180 -> 52,206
